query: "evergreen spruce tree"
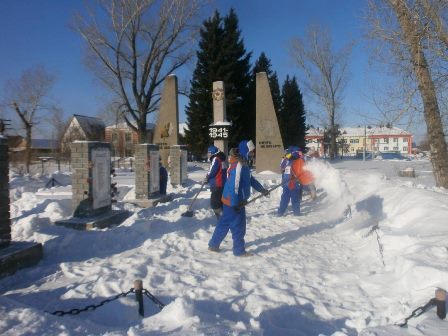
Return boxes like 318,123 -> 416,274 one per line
220,9 -> 252,145
279,75 -> 307,148
184,12 -> 223,158
184,9 -> 251,156
247,52 -> 281,141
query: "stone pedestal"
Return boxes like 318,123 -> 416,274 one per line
135,144 -> 160,198
0,136 -> 42,279
55,141 -> 129,230
128,144 -> 170,208
71,142 -> 112,217
170,145 -> 188,185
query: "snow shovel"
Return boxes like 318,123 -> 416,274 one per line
181,180 -> 207,217
237,182 -> 283,209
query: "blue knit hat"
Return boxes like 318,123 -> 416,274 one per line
238,140 -> 255,160
207,145 -> 219,155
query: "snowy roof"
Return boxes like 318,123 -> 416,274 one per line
73,114 -> 105,138
179,123 -> 188,136
340,126 -> 412,137
306,128 -> 324,137
31,139 -> 59,149
106,121 -> 155,131
306,126 -> 412,137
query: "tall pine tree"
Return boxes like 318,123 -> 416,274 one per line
279,75 -> 307,148
246,53 -> 281,141
184,9 -> 251,157
184,12 -> 223,158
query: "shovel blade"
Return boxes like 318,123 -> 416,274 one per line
181,210 -> 194,217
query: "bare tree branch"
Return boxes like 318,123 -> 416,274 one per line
74,0 -> 205,142
290,25 -> 353,159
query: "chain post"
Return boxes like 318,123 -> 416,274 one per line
134,279 -> 144,317
435,288 -> 446,319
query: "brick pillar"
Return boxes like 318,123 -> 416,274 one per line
169,145 -> 188,185
135,144 -> 160,199
0,137 -> 11,248
71,141 -> 111,217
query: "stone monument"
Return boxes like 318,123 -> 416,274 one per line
0,136 -> 43,279
210,81 -> 231,155
255,72 -> 284,173
152,75 -> 179,167
129,143 -> 171,207
55,141 -> 129,230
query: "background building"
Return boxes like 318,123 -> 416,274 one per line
305,126 -> 413,157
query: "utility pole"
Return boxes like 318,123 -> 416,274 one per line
363,125 -> 366,161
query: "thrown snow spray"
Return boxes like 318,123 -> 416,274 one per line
306,160 -> 355,219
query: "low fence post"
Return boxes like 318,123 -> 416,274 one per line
134,279 -> 144,317
436,288 -> 446,319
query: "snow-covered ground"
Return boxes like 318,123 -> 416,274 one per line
1,157 -> 447,335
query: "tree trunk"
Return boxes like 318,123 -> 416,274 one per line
390,0 -> 448,188
25,126 -> 32,174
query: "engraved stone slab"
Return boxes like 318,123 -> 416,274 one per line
153,75 -> 179,167
135,144 -> 160,199
92,147 -> 111,209
255,72 -> 284,173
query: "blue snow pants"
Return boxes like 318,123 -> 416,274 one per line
208,204 -> 247,256
277,186 -> 301,216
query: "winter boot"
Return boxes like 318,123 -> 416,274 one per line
238,252 -> 253,257
208,246 -> 220,253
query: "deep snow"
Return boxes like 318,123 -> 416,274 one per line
0,157 -> 447,335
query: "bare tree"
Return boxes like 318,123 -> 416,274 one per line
44,106 -> 67,157
367,0 -> 448,188
3,65 -> 56,173
290,25 -> 353,159
74,0 -> 205,143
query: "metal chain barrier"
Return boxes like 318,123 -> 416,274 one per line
143,289 -> 165,310
47,286 -> 165,317
397,298 -> 436,327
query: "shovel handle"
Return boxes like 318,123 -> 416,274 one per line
186,179 -> 206,212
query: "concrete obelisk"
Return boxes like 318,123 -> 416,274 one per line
255,72 -> 284,173
153,74 -> 179,167
212,81 -> 229,155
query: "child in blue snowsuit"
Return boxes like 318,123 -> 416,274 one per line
277,146 -> 302,216
208,140 -> 268,256
205,145 -> 227,219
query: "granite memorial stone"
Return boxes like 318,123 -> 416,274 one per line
153,75 -> 179,167
255,72 -> 284,173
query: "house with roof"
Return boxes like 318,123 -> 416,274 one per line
305,126 -> 413,157
60,114 -> 106,156
9,138 -> 59,162
104,122 -> 155,157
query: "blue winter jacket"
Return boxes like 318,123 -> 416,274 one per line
207,151 -> 227,188
221,155 -> 265,207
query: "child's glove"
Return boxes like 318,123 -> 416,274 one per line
234,199 -> 248,212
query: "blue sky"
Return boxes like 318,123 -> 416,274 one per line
0,0 -> 419,138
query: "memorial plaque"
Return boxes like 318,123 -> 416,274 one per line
181,150 -> 188,182
92,147 -> 111,209
150,150 -> 160,193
